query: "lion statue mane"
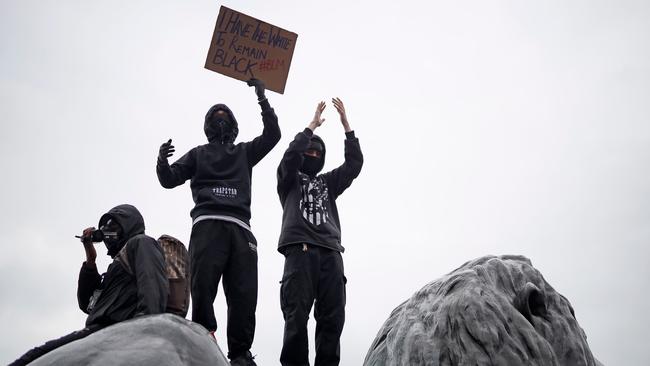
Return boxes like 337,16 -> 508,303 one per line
364,255 -> 602,366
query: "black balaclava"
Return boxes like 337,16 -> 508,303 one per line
204,104 -> 239,144
100,219 -> 123,256
300,136 -> 326,177
98,204 -> 146,257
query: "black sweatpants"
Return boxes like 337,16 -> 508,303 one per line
10,324 -> 104,366
280,244 -> 346,366
189,219 -> 258,360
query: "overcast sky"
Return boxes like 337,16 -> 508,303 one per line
1,0 -> 649,365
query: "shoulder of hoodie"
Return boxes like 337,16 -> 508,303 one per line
124,234 -> 163,255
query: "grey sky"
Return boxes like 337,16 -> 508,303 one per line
1,0 -> 649,364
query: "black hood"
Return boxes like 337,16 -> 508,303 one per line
204,103 -> 239,144
300,134 -> 326,176
98,204 -> 145,257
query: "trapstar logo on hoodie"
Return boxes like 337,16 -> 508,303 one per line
212,186 -> 238,198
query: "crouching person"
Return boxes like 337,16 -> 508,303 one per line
11,204 -> 168,366
277,98 -> 363,366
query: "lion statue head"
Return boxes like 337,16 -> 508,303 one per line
364,255 -> 602,366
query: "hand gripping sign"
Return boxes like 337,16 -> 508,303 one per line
205,6 -> 298,94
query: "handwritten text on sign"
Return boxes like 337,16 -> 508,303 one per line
205,6 -> 298,94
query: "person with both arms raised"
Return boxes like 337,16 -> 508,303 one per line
276,98 -> 363,366
156,79 -> 280,366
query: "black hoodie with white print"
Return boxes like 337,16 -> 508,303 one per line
157,101 -> 280,228
77,204 -> 168,327
277,128 -> 363,253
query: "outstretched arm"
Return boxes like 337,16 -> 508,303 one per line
244,78 -> 282,166
277,102 -> 326,199
156,140 -> 195,188
323,98 -> 363,198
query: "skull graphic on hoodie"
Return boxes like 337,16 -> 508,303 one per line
299,174 -> 329,226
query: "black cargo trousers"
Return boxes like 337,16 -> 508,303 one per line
189,220 -> 258,360
280,244 -> 346,366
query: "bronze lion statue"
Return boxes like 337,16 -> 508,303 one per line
364,255 -> 603,366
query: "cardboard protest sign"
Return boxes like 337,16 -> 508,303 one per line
205,6 -> 298,94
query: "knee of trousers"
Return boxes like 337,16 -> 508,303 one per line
281,298 -> 312,322
314,308 -> 345,324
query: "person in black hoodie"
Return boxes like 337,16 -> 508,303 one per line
277,98 -> 363,366
10,204 -> 168,366
156,79 -> 280,365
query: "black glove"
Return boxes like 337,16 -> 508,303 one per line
247,78 -> 266,100
158,139 -> 175,163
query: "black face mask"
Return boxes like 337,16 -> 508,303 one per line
301,155 -> 321,176
206,117 -> 237,144
101,219 -> 124,257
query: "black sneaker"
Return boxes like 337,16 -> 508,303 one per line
230,351 -> 257,366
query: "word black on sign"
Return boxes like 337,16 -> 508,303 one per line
205,6 -> 298,94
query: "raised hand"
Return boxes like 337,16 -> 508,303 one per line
332,97 -> 351,132
80,227 -> 96,245
247,78 -> 266,100
308,101 -> 326,131
158,139 -> 175,163
80,227 -> 97,264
